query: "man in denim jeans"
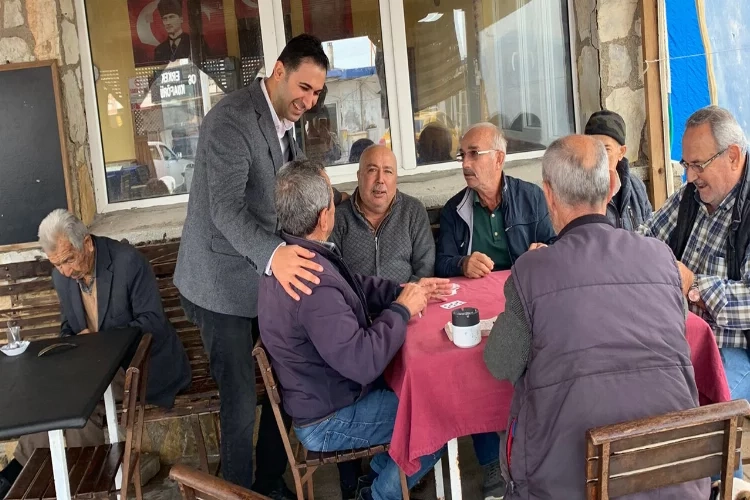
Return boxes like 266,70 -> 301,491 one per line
639,107 -> 750,486
258,160 -> 450,500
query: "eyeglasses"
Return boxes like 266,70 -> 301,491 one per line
455,149 -> 500,162
679,148 -> 727,173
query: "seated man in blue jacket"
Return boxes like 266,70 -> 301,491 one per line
434,123 -> 555,498
436,122 -> 556,279
258,160 -> 447,500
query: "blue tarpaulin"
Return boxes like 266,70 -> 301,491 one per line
667,0 -> 750,164
326,66 -> 376,80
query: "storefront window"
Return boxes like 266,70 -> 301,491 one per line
85,0 -> 577,208
86,0 -> 265,202
282,0 -> 391,167
403,0 -> 575,165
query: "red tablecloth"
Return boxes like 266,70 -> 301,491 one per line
385,271 -> 731,475
385,271 -> 513,475
686,312 -> 731,406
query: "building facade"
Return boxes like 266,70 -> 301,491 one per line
0,0 -> 653,465
0,0 -> 648,223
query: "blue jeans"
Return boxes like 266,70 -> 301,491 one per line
472,432 -> 501,467
720,348 -> 750,401
294,389 -> 444,500
719,347 -> 749,479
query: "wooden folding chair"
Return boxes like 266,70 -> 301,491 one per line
8,334 -> 153,500
169,464 -> 270,500
585,399 -> 750,499
252,345 -> 409,500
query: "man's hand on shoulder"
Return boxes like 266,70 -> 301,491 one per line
271,245 -> 324,301
462,252 -> 493,279
528,243 -> 547,251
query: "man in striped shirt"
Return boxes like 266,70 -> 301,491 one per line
639,105 -> 750,400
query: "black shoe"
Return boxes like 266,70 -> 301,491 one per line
0,475 -> 12,500
252,479 -> 296,500
342,474 -> 375,499
482,461 -> 506,500
356,486 -> 374,500
710,483 -> 719,500
341,484 -> 357,500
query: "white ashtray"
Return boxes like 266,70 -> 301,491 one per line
444,317 -> 497,342
1,340 -> 30,356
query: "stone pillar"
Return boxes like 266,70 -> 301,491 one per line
0,0 -> 96,224
575,0 -> 648,169
574,0 -> 601,129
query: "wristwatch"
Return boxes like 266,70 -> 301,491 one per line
688,278 -> 701,304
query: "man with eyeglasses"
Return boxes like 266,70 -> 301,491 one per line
639,105 -> 750,402
435,122 -> 556,280
434,122 -> 555,500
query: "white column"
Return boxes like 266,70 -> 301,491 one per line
48,429 -> 71,500
447,438 -> 462,500
103,384 -> 122,492
434,457 -> 445,500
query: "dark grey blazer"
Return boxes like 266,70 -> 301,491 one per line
174,78 -> 302,318
53,235 -> 191,408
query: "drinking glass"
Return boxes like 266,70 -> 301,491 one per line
6,325 -> 21,348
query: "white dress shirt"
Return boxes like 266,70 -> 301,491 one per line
260,78 -> 295,274
261,78 -> 295,161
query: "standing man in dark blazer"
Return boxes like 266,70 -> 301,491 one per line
174,34 -> 329,499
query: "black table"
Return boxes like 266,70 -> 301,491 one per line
0,328 -> 140,500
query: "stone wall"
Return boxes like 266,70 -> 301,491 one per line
575,0 -> 648,169
0,0 -> 96,223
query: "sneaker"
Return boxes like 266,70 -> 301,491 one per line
356,486 -> 374,500
341,482 -> 357,500
482,461 -> 506,500
341,473 -> 375,499
0,475 -> 11,500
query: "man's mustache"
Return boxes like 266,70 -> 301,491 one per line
463,168 -> 476,177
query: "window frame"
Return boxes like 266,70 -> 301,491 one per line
78,0 -> 580,213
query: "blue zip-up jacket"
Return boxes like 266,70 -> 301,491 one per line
435,175 -> 556,277
606,157 -> 653,231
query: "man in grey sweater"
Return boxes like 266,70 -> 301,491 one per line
331,145 -> 435,283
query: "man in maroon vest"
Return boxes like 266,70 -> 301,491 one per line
484,135 -> 705,499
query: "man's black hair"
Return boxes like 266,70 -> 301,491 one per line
277,34 -> 330,73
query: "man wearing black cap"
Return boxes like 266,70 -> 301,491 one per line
584,110 -> 652,230
153,0 -> 209,63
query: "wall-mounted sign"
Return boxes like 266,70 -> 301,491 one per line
154,65 -> 198,103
